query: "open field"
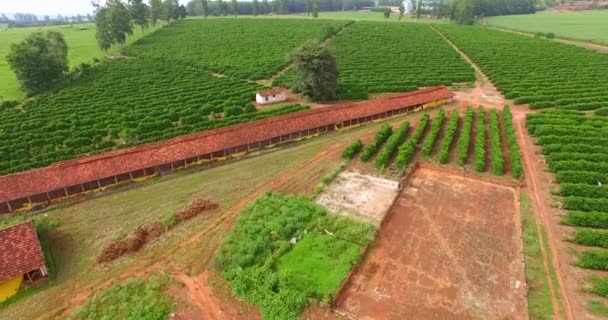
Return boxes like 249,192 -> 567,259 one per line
487,10 -> 608,44
336,167 -> 527,319
0,24 -> 149,100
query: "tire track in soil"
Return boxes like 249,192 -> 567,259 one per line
430,24 -> 573,320
513,111 -> 575,320
39,139 -> 349,320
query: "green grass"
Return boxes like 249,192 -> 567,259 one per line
65,274 -> 174,320
278,232 -> 362,298
0,24 -> 149,100
589,300 -> 608,317
520,192 -> 554,319
487,10 -> 608,44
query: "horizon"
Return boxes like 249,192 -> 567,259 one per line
0,0 -> 188,17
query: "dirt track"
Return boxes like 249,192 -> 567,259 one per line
336,167 -> 527,319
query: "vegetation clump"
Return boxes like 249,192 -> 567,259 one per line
456,107 -> 473,165
489,109 -> 504,175
421,109 -> 446,158
342,139 -> 363,160
375,121 -> 410,170
360,124 -> 393,162
289,40 -> 338,101
6,31 -> 68,95
395,113 -> 429,168
438,110 -> 459,164
474,106 -> 486,172
216,192 -> 375,319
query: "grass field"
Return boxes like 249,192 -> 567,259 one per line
278,232 -> 363,298
487,10 -> 608,44
0,24 -> 149,100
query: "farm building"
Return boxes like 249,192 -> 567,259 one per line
0,221 -> 47,302
256,88 -> 287,105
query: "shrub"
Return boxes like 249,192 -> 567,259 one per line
564,197 -> 608,212
438,110 -> 459,164
576,250 -> 608,270
588,275 -> 608,298
421,109 -> 446,158
456,107 -> 473,166
360,124 -> 393,162
375,121 -> 410,170
395,113 -> 430,168
489,109 -> 504,175
474,106 -> 486,172
572,229 -> 608,248
563,211 -> 608,229
342,139 -> 363,160
503,106 -> 523,178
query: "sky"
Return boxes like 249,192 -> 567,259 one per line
0,0 -> 185,16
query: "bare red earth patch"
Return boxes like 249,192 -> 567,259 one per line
335,168 -> 527,320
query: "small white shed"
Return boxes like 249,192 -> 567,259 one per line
256,88 -> 287,105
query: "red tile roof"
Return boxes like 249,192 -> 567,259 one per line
0,220 -> 45,283
0,86 -> 453,204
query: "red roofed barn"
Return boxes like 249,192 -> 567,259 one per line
0,221 -> 47,301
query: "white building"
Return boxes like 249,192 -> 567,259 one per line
256,88 -> 287,105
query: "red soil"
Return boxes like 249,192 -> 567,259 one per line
336,167 -> 527,320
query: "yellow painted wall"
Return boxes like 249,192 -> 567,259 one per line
0,275 -> 23,302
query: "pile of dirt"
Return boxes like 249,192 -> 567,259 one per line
174,199 -> 219,224
97,198 -> 218,263
97,226 -> 148,263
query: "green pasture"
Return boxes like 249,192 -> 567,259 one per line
487,10 -> 608,44
0,24 -> 149,100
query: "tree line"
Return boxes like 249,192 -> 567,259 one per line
185,0 -> 374,16
0,13 -> 93,28
92,0 -> 187,51
450,0 -> 536,24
